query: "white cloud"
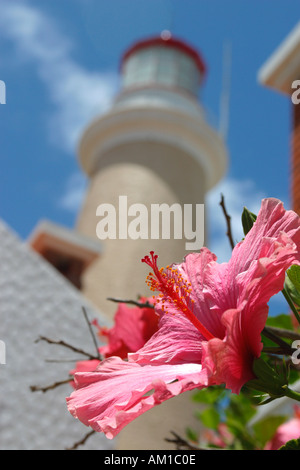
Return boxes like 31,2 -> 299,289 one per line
0,0 -> 119,152
206,177 -> 291,315
58,172 -> 87,213
1,1 -> 288,286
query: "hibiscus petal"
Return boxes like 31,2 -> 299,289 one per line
202,202 -> 300,393
203,304 -> 269,394
184,248 -> 226,338
181,199 -> 300,393
229,198 -> 300,281
238,233 -> 300,309
98,301 -> 159,359
129,312 -> 204,365
69,360 -> 101,389
67,356 -> 207,439
190,199 -> 300,318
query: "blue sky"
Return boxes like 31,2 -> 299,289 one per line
1,0 -> 299,273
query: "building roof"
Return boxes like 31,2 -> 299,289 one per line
258,21 -> 300,94
28,219 -> 102,261
0,219 -> 113,450
121,32 -> 206,76
28,220 -> 102,288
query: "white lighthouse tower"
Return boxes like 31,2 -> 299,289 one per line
76,32 -> 228,320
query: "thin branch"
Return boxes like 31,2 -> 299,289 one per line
263,346 -> 290,355
44,358 -> 84,363
264,325 -> 300,341
65,430 -> 96,450
35,336 -> 100,360
219,193 -> 235,250
165,431 -> 201,451
107,297 -> 154,309
30,378 -> 71,393
82,306 -> 102,360
262,327 -> 295,356
282,287 -> 300,326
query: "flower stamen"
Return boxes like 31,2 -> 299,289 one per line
142,251 -> 214,341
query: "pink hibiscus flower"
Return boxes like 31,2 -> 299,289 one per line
69,360 -> 101,389
67,198 -> 300,439
93,298 -> 159,359
68,299 -> 158,388
265,406 -> 300,449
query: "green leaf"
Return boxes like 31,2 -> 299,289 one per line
241,207 -> 257,236
287,265 -> 300,291
225,416 -> 257,450
262,315 -> 295,350
185,427 -> 198,443
192,386 -> 225,404
266,314 -> 294,331
225,392 -> 257,426
285,265 -> 300,308
225,416 -> 247,437
279,438 -> 300,450
252,416 -> 287,448
196,407 -> 220,430
247,357 -> 289,400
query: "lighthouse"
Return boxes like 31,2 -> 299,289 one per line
26,32 -> 228,450
75,32 -> 228,318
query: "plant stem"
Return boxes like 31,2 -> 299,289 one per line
262,327 -> 294,356
107,297 -> 154,309
282,385 -> 300,402
265,325 -> 300,341
35,336 -> 100,360
219,194 -> 235,250
82,306 -> 102,360
282,287 -> 300,325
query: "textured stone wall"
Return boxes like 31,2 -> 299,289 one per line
76,140 -> 207,320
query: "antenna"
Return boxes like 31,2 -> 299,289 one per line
219,41 -> 232,140
165,0 -> 175,34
